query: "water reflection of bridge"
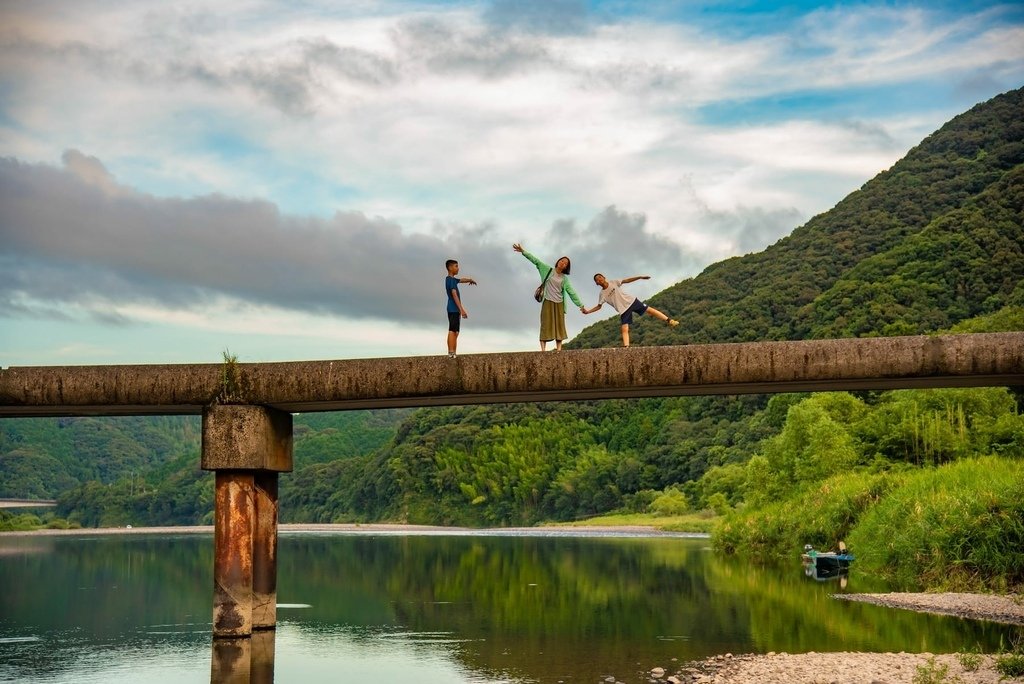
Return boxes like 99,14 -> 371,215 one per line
1,334 -> 1022,652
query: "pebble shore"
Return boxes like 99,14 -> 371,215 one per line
654,651 -> 1014,683
649,593 -> 1024,684
836,592 -> 1024,625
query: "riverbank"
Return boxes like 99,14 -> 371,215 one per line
0,522 -> 707,537
668,651 -> 1018,683
0,523 -> 432,537
837,592 -> 1024,626
667,592 -> 1024,683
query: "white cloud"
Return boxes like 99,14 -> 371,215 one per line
1,0 -> 1021,363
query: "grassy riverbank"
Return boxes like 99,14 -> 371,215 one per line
1,512 -> 715,535
715,455 -> 1024,592
544,511 -> 718,534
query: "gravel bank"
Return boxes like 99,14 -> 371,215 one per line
664,593 -> 1024,683
835,592 -> 1024,625
662,651 -> 1015,683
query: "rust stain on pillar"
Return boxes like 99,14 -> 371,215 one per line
213,471 -> 254,638
252,471 -> 279,630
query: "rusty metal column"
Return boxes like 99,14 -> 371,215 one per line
252,471 -> 278,630
213,471 -> 255,637
203,405 -> 293,639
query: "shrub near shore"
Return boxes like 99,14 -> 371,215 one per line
713,470 -> 906,558
0,510 -> 78,531
849,456 -> 1024,591
712,456 -> 1024,592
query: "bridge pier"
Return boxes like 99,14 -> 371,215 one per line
202,405 -> 292,638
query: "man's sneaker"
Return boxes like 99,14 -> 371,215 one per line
668,319 -> 679,327
448,352 -> 457,358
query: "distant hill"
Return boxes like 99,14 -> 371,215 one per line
0,410 -> 408,502
0,416 -> 200,500
569,86 -> 1024,348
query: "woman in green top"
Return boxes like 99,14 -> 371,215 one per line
513,243 -> 584,351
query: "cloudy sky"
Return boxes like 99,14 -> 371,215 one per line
1,1 -> 1022,366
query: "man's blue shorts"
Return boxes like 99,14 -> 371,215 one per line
620,298 -> 648,325
448,311 -> 461,332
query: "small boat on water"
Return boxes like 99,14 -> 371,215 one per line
804,561 -> 849,586
801,541 -> 854,572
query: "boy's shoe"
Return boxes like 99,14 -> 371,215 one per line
668,319 -> 679,327
448,352 -> 457,358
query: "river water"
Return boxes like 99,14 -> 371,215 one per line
0,530 -> 1016,683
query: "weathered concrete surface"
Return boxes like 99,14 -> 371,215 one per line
213,471 -> 254,638
0,362 -> 223,416
1,333 -> 1021,417
251,471 -> 278,631
201,405 -> 293,472
205,407 -> 286,634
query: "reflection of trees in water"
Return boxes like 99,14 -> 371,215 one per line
279,535 -> 737,679
701,553 -> 1016,654
2,534 -> 1019,683
281,536 -> 721,635
0,535 -> 213,681
1,536 -> 213,634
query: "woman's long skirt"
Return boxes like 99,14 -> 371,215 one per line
540,299 -> 568,342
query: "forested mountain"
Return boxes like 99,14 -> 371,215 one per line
0,410 -> 408,527
571,85 -> 1023,348
0,416 -> 200,499
2,87 -> 1022,539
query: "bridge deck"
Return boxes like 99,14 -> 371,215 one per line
1,333 -> 1022,417
4,331 -> 1019,417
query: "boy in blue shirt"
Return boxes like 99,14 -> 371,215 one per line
445,259 -> 477,357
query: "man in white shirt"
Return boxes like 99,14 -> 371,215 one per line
581,274 -> 679,347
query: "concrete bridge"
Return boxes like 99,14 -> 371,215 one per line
1,332 -> 1022,641
0,498 -> 57,508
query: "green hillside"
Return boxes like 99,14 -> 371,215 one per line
570,86 -> 1024,348
0,410 -> 408,528
0,416 -> 200,500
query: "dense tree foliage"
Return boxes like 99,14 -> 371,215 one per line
0,416 -> 199,499
714,387 -> 1024,590
0,410 -> 407,528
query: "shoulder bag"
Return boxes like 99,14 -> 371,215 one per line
534,267 -> 552,303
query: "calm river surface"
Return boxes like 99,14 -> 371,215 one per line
0,530 -> 1016,683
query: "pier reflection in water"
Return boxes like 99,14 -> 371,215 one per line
211,630 -> 275,683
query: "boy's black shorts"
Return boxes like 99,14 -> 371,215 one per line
619,298 -> 649,325
448,311 -> 461,332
